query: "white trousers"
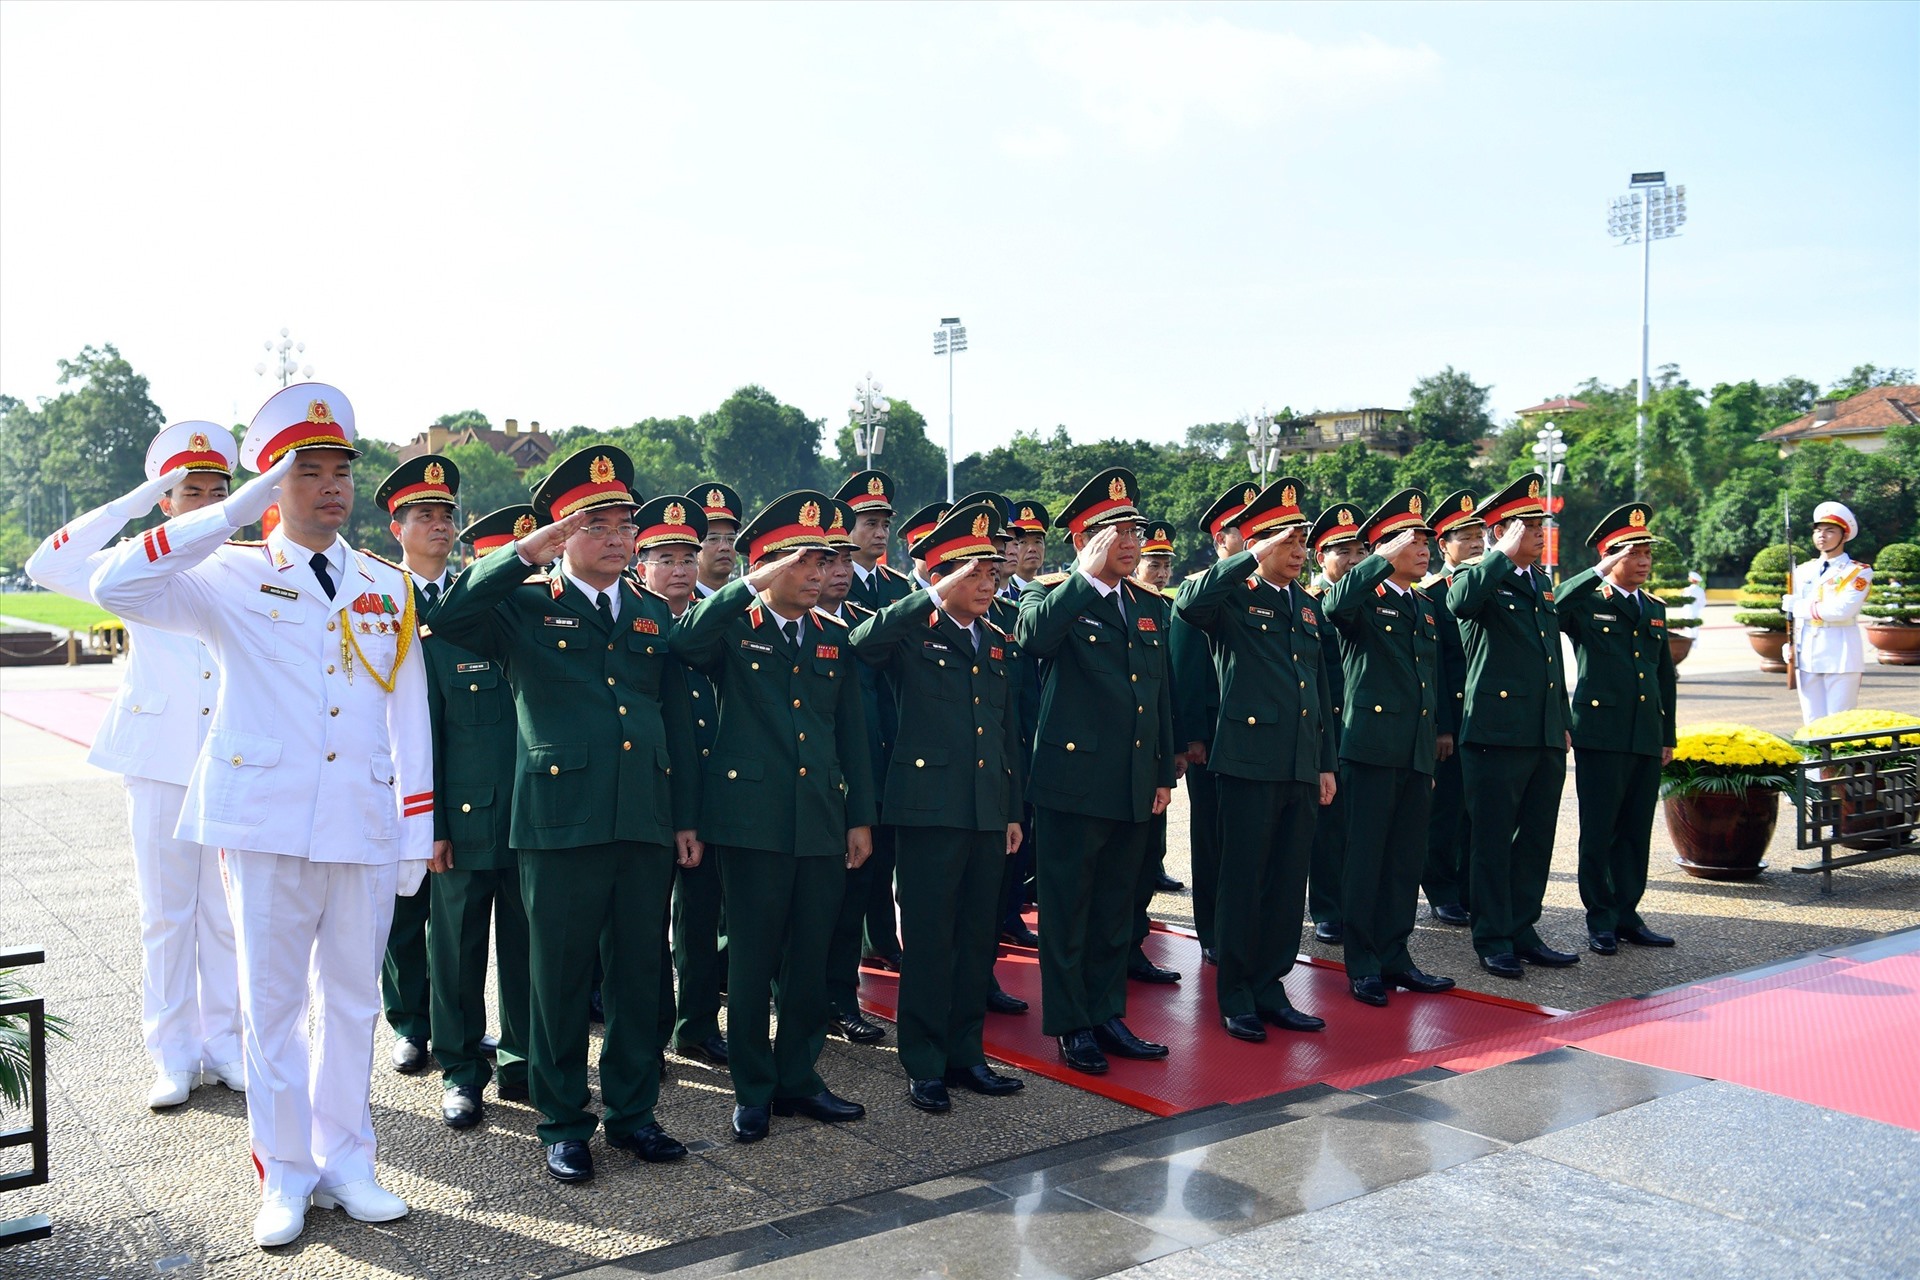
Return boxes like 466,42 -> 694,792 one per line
225,848 -> 396,1202
1795,672 -> 1862,726
124,776 -> 241,1075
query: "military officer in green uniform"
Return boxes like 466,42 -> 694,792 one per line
1304,503 -> 1366,944
1322,489 -> 1458,1007
1017,468 -> 1176,1075
631,495 -> 732,1067
688,480 -> 744,599
1418,490 -> 1482,928
836,470 -> 914,612
1173,482 -> 1262,964
1556,503 -> 1679,955
1176,479 -> 1337,1040
899,501 -> 951,590
671,491 -> 878,1143
1126,517 -> 1185,984
996,500 -> 1048,957
423,501 -> 537,1128
373,457 -> 462,1075
850,500 -> 1027,1112
1446,473 -> 1579,980
432,447 -> 702,1182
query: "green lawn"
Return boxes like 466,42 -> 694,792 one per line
0,591 -> 118,630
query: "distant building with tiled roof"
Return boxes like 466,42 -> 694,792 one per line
397,418 -> 555,472
1759,386 -> 1918,456
1270,407 -> 1413,458
1515,397 -> 1591,428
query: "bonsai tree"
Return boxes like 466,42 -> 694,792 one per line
1647,538 -> 1701,633
1862,542 -> 1920,625
1735,544 -> 1791,631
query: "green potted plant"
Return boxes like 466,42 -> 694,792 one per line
1734,543 -> 1791,671
1,967 -> 71,1116
1862,542 -> 1920,666
1646,539 -> 1701,666
1661,722 -> 1803,879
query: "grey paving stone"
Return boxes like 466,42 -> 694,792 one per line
1521,1080 -> 1920,1275
1367,1045 -> 1708,1143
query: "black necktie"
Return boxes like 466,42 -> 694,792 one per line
1820,560 -> 1830,576
310,552 -> 336,600
596,590 -> 613,626
784,619 -> 801,651
423,581 -> 441,606
1621,590 -> 1640,621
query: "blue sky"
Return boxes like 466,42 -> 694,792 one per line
2,1 -> 1914,456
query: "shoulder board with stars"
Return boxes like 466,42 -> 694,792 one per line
225,538 -> 265,548
811,607 -> 850,628
1416,570 -> 1447,591
357,547 -> 407,573
844,601 -> 874,620
880,564 -> 912,583
1034,572 -> 1070,587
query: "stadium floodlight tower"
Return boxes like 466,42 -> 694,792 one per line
932,318 -> 967,501
1607,172 -> 1687,498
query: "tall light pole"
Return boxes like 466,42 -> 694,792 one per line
1245,407 -> 1279,486
255,327 -> 312,388
932,317 -> 967,501
850,374 -> 891,470
1532,420 -> 1568,580
1607,172 -> 1686,498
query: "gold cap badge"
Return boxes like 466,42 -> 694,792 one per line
830,507 -> 846,531
1020,506 -> 1034,521
1461,495 -> 1474,512
188,431 -> 210,452
1281,485 -> 1296,507
1527,479 -> 1542,498
972,512 -> 990,537
1409,494 -> 1423,516
1244,487 -> 1257,505
423,462 -> 445,485
799,500 -> 821,528
306,399 -> 335,425
1339,509 -> 1353,525
706,488 -> 725,509
867,475 -> 885,495
589,455 -> 615,484
513,514 -> 537,538
665,501 -> 686,525
1108,476 -> 1127,502
1629,508 -> 1647,527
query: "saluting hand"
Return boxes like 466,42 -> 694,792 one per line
1375,529 -> 1419,564
744,548 -> 811,593
1076,526 -> 1119,580
1493,518 -> 1530,561
516,509 -> 591,566
1249,525 -> 1303,569
930,556 -> 985,603
846,825 -> 873,869
220,450 -> 297,529
1596,544 -> 1634,578
111,467 -> 191,521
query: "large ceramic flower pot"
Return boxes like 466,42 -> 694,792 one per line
1745,629 -> 1789,673
1665,787 -> 1779,879
1667,633 -> 1695,667
1865,623 -> 1920,666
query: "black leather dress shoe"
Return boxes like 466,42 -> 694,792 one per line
986,987 -> 1029,1015
479,1032 -> 500,1058
1001,922 -> 1041,948
771,1089 -> 865,1122
1313,921 -> 1344,944
1153,871 -> 1186,893
829,1009 -> 888,1044
587,986 -> 605,1025
1094,1018 -> 1169,1060
1432,902 -> 1472,926
390,1036 -> 428,1074
1259,1006 -> 1325,1032
1058,1030 -> 1109,1075
1384,968 -> 1456,994
442,1084 -> 484,1130
677,1033 -> 730,1067
1479,953 -> 1526,980
609,1121 -> 687,1163
1589,931 -> 1619,956
545,1139 -> 593,1183
908,1079 -> 952,1114
732,1104 -> 770,1143
1127,960 -> 1182,984
945,1064 -> 1023,1096
1221,1013 -> 1267,1042
496,1079 -> 530,1102
1349,976 -> 1389,1007
1519,944 -> 1580,968
1619,925 -> 1675,948
1201,947 -> 1219,966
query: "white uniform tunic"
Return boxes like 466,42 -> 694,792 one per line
91,503 -> 432,1201
25,499 -> 241,1078
1786,552 -> 1874,723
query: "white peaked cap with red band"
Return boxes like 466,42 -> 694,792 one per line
145,420 -> 238,480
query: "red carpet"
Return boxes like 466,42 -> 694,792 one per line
0,687 -> 112,749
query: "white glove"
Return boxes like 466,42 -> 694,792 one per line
219,451 -> 297,530
1780,594 -> 1795,617
395,859 -> 429,897
107,468 -> 190,521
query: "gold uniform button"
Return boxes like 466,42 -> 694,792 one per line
328,665 -> 337,674
973,665 -> 980,675
793,665 -> 800,674
751,662 -> 759,671
557,640 -> 567,649
326,752 -> 336,762
798,767 -> 807,777
1301,708 -> 1308,717
269,609 -> 278,619
606,677 -> 615,686
461,803 -> 472,813
1134,739 -> 1141,747
727,769 -> 738,779
938,658 -> 945,667
327,620 -> 336,631
607,643 -> 615,652
471,683 -> 480,692
703,748 -> 710,757
976,726 -> 985,736
1499,690 -> 1509,699
1385,624 -> 1393,632
692,690 -> 701,699
1130,674 -> 1138,682
1602,626 -> 1611,633
915,759 -> 925,767
1591,699 -> 1601,707
1421,709 -> 1428,716
618,705 -> 627,715
230,754 -> 242,766
202,671 -> 211,679
201,707 -> 209,715
1137,705 -> 1144,714
977,760 -> 985,768
131,704 -> 140,712
1375,705 -> 1383,712
329,707 -> 339,717
623,741 -> 631,751
792,699 -> 802,708
549,765 -> 560,776
974,696 -> 981,705
1065,742 -> 1076,752
697,718 -> 706,728
1639,694 -> 1646,702
647,646 -> 654,654
798,732 -> 806,742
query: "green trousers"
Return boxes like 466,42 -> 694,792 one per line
1034,808 -> 1149,1037
1308,785 -> 1346,927
1574,748 -> 1660,934
1462,744 -> 1566,958
380,889 -> 431,1041
670,851 -> 726,1046
519,842 -> 673,1145
1185,760 -> 1223,950
1213,775 -> 1317,1018
1128,811 -> 1169,967
722,846 -> 844,1106
829,825 -> 892,1015
861,826 -> 902,959
1340,762 -> 1433,980
895,827 -> 1003,1080
1421,748 -> 1473,910
428,864 -> 529,1090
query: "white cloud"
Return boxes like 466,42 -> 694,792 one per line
1007,5 -> 1440,149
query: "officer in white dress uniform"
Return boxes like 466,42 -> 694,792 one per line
1783,501 -> 1874,724
91,383 -> 433,1249
25,420 -> 245,1111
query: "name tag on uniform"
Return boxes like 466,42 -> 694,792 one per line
1075,616 -> 1104,627
1137,617 -> 1158,632
989,646 -> 1004,660
1594,612 -> 1618,621
815,644 -> 839,659
455,661 -> 491,672
260,584 -> 300,601
631,618 -> 659,635
1248,605 -> 1276,618
543,615 -> 579,628
924,640 -> 951,652
740,639 -> 772,654
1374,606 -> 1400,617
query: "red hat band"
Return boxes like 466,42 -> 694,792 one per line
922,534 -> 999,568
748,523 -> 830,562
470,533 -> 517,554
1368,512 -> 1426,543
1067,495 -> 1136,534
1595,526 -> 1654,555
635,520 -> 701,549
385,481 -> 456,512
552,480 -> 632,519
1482,495 -> 1545,524
158,447 -> 232,475
260,420 -> 352,465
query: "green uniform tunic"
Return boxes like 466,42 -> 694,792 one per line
1557,568 -> 1678,935
1176,552 -> 1336,1017
431,550 -> 698,1145
670,579 -> 877,1105
1169,573 -> 1223,951
1017,572 -> 1176,1036
1446,551 -> 1572,959
1323,556 -> 1444,981
850,589 -> 1023,1079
